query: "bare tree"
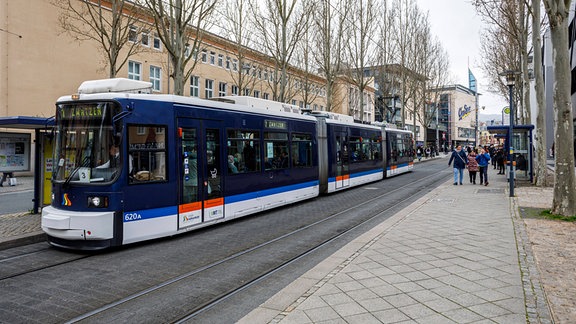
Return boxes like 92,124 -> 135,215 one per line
392,0 -> 425,129
373,1 -> 399,123
53,0 -> 144,78
293,1 -> 321,109
529,0 -> 548,187
473,0 -> 531,124
312,0 -> 350,112
414,36 -> 451,148
144,0 -> 216,95
252,0 -> 308,103
542,0 -> 576,216
221,0 -> 262,96
344,0 -> 378,121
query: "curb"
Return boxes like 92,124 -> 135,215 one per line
0,232 -> 46,251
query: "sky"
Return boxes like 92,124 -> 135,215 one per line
416,0 -> 509,115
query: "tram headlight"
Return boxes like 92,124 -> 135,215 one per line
88,196 -> 108,208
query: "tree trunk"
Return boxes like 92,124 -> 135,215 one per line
548,5 -> 576,215
532,0 -> 548,187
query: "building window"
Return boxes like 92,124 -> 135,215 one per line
253,90 -> 260,98
190,76 -> 199,97
150,66 -> 161,91
291,99 -> 297,106
233,59 -> 238,72
210,51 -> 216,65
153,34 -> 161,50
201,50 -> 207,63
128,25 -> 138,42
244,88 -> 251,96
141,32 -> 149,47
263,93 -> 269,100
219,82 -> 227,97
218,54 -> 224,67
226,56 -> 231,70
185,44 -> 191,58
128,61 -> 141,80
231,85 -> 238,95
205,79 -> 214,98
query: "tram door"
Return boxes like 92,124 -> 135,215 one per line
335,132 -> 350,189
178,120 -> 224,229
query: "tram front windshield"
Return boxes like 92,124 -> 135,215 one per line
53,102 -> 123,184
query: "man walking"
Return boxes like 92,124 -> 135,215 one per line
448,145 -> 467,185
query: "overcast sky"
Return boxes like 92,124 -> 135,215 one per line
416,0 -> 508,115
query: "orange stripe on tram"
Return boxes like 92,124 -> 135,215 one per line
179,201 -> 202,213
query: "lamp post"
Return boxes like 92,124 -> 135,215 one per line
499,70 -> 520,197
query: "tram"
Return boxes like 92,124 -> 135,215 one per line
41,78 -> 413,250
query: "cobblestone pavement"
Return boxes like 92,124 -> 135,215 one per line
0,176 -> 44,249
517,185 -> 576,324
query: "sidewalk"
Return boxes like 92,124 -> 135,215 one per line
241,166 -> 553,323
0,176 -> 44,249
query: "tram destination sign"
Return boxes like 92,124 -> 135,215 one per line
59,104 -> 104,119
264,120 -> 287,130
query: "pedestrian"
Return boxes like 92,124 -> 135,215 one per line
0,172 -> 14,187
496,149 -> 505,174
467,147 -> 479,184
490,146 -> 497,169
448,145 -> 467,185
417,147 -> 422,161
425,147 -> 431,159
476,147 -> 491,186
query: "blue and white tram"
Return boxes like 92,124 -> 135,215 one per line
41,79 -> 412,250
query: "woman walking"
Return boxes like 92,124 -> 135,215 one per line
467,147 -> 479,184
448,145 -> 468,185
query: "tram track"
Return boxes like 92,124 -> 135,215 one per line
0,244 -> 90,281
64,165 -> 449,323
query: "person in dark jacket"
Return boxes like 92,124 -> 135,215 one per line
467,147 -> 479,184
448,145 -> 468,185
476,147 -> 491,186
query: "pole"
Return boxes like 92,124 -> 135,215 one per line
436,103 -> 439,154
508,84 -> 515,197
475,92 -> 479,146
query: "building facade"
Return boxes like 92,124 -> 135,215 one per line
1,1 -> 380,118
1,0 -> 378,174
431,85 -> 479,150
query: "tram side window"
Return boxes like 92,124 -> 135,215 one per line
128,125 -> 167,183
372,137 -> 382,160
264,132 -> 289,170
349,137 -> 365,162
226,130 -> 260,173
403,134 -> 414,158
389,134 -> 399,162
291,133 -> 312,168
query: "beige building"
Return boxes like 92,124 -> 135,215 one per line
1,0 -> 379,176
1,0 -> 374,119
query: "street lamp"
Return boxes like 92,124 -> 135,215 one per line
499,70 -> 521,197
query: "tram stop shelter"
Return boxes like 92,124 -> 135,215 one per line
487,124 -> 534,183
0,116 -> 54,214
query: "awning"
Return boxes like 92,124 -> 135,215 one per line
0,116 -> 54,130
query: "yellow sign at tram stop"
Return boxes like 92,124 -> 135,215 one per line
510,147 -> 514,154
43,135 -> 53,205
